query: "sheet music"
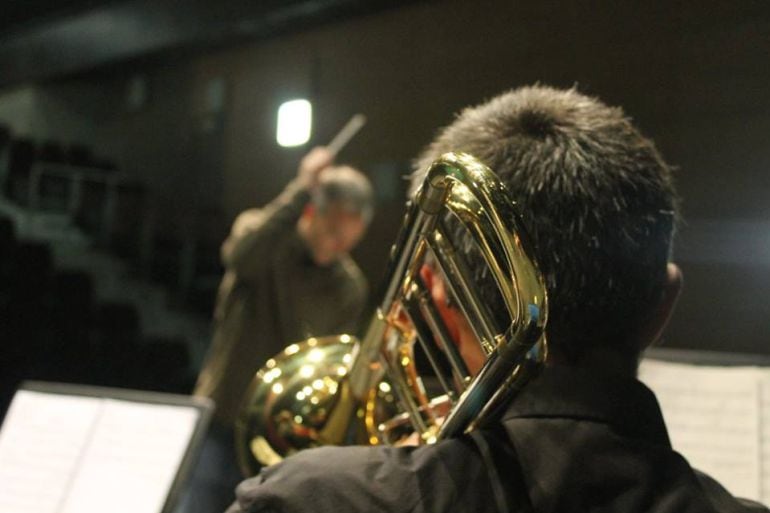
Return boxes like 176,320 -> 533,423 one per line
0,390 -> 200,513
759,377 -> 770,504
0,391 -> 100,513
639,359 -> 762,502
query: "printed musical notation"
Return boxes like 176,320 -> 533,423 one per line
0,390 -> 202,513
640,359 -> 770,504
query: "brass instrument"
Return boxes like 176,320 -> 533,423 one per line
235,152 -> 548,476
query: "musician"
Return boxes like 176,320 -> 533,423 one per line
189,147 -> 372,512
225,86 -> 768,513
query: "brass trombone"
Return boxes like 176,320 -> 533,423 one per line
235,152 -> 548,476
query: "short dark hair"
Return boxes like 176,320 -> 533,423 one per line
412,85 -> 678,362
314,165 -> 374,223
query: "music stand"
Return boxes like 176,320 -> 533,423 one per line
0,381 -> 213,513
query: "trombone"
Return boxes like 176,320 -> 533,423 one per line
235,152 -> 548,475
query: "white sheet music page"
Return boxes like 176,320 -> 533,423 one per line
0,390 -> 200,513
0,391 -> 100,513
639,359 -> 762,502
60,399 -> 198,513
759,377 -> 770,504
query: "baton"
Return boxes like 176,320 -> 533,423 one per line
327,114 -> 366,156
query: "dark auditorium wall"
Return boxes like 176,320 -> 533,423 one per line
0,0 -> 768,352
0,83 -> 117,154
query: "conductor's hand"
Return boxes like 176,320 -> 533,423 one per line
298,146 -> 334,188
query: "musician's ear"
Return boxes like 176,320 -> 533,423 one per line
637,263 -> 683,351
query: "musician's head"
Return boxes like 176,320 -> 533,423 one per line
300,165 -> 373,266
412,85 -> 681,371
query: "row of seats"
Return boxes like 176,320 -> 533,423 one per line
1,129 -> 118,201
0,215 -> 194,417
0,124 -> 224,315
0,125 -> 226,418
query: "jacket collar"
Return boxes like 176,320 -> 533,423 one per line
502,364 -> 671,447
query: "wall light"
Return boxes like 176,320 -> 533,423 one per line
276,99 -> 312,147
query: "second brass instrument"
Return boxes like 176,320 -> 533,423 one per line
236,152 -> 548,475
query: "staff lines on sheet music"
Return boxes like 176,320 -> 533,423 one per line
760,379 -> 770,504
0,391 -> 100,513
654,389 -> 757,434
69,402 -> 196,481
0,474 -> 62,510
0,388 -> 206,513
1,432 -> 84,470
639,359 -> 763,502
58,400 -> 199,513
54,397 -> 107,513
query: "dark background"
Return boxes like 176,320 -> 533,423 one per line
0,0 -> 768,365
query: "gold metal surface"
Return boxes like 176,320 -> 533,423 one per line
236,152 -> 548,474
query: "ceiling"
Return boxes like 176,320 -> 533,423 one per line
0,0 -> 425,89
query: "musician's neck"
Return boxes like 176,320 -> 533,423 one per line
548,347 -> 640,378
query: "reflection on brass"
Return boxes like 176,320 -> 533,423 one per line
234,335 -> 394,476
235,152 -> 548,476
250,436 -> 281,467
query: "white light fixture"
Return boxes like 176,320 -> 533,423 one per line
276,99 -> 312,147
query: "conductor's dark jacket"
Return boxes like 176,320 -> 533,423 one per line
195,178 -> 367,427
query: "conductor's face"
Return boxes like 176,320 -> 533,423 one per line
303,203 -> 366,266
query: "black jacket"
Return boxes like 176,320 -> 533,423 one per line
227,365 -> 768,513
